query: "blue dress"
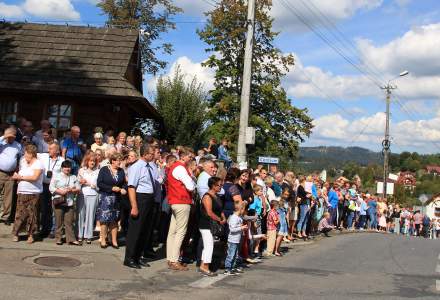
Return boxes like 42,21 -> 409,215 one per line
277,207 -> 288,235
96,166 -> 125,223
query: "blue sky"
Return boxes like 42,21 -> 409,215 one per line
1,0 -> 440,153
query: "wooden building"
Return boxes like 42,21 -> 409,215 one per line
0,22 -> 161,138
396,171 -> 417,191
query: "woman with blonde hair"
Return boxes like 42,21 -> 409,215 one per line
96,153 -> 126,248
77,152 -> 100,244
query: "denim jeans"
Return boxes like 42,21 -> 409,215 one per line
328,207 -> 337,226
394,218 -> 400,235
368,211 -> 377,229
357,215 -> 366,229
225,242 -> 239,271
297,204 -> 310,233
346,211 -> 355,229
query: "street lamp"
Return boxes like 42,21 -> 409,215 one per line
381,70 -> 409,201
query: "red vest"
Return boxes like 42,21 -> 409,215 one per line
167,161 -> 192,205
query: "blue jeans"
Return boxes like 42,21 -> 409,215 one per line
346,211 -> 355,228
357,215 -> 366,229
225,242 -> 239,271
328,207 -> 337,226
368,211 -> 377,229
297,204 -> 310,233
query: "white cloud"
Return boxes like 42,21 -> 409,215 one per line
0,2 -> 24,18
22,0 -> 80,21
147,56 -> 215,93
358,23 -> 440,77
272,0 -> 383,32
284,55 -> 379,100
309,110 -> 440,152
177,0 -> 383,32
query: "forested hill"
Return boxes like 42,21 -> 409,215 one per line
297,146 -> 382,171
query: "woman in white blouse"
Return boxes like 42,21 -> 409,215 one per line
11,144 -> 44,243
77,152 -> 100,244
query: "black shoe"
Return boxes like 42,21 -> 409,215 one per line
111,244 -> 119,249
123,259 -> 141,269
4,220 -> 11,226
143,250 -> 156,259
138,257 -> 150,267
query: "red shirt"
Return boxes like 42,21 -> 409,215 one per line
267,209 -> 279,231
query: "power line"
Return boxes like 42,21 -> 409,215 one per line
278,0 -> 384,88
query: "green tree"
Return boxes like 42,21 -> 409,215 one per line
197,0 -> 312,166
97,0 -> 182,74
155,66 -> 208,147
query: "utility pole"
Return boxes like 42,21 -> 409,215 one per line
381,84 -> 396,201
236,0 -> 255,164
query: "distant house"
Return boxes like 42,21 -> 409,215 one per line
396,171 -> 417,191
425,193 -> 440,219
0,22 -> 161,138
426,165 -> 440,176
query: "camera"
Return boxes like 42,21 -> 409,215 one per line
46,171 -> 53,178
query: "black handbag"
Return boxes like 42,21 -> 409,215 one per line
202,193 -> 225,238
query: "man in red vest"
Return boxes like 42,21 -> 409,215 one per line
166,147 -> 195,271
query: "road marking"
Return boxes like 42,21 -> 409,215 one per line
189,274 -> 227,288
437,280 -> 440,291
436,265 -> 440,273
438,253 -> 440,260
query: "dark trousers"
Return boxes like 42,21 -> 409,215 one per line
40,183 -> 53,235
357,215 -> 367,229
328,207 -> 337,226
321,227 -> 332,236
124,193 -> 155,262
143,202 -> 159,255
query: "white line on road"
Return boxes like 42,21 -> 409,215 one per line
189,274 -> 227,288
436,265 -> 440,273
436,280 -> 440,291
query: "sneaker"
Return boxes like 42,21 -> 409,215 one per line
233,267 -> 244,273
224,270 -> 238,276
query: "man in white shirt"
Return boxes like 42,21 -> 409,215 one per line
37,143 -> 64,237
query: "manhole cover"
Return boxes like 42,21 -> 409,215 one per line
34,256 -> 81,268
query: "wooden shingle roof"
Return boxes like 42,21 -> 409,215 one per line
0,22 -> 145,99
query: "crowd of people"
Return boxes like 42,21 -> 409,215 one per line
0,118 -> 438,277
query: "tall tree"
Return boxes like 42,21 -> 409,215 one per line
198,0 -> 312,165
97,0 -> 182,74
155,66 -> 208,147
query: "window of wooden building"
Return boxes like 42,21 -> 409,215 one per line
0,101 -> 18,124
46,104 -> 72,136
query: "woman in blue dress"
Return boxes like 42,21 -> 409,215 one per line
96,153 -> 126,249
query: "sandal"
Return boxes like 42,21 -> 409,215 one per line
56,241 -> 63,245
12,236 -> 19,242
200,269 -> 217,277
275,252 -> 282,256
27,236 -> 34,244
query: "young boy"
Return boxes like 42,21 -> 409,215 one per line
225,202 -> 248,276
264,200 -> 280,257
249,185 -> 264,255
318,212 -> 335,237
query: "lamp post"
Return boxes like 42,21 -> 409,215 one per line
381,70 -> 409,201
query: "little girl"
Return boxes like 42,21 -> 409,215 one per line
275,197 -> 289,256
249,185 -> 264,255
264,200 -> 280,257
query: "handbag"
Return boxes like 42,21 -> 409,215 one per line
53,196 -> 66,206
202,193 -> 225,239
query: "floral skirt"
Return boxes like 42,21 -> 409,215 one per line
96,192 -> 120,223
12,193 -> 39,235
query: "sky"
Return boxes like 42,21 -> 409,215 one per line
1,0 -> 440,154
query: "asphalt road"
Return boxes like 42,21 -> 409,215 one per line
0,232 -> 439,300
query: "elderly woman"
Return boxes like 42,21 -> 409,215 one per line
11,144 -> 44,243
91,132 -> 108,152
77,153 -> 100,244
115,132 -> 127,153
96,153 -> 126,248
49,160 -> 81,245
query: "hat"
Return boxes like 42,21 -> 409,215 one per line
3,128 -> 16,139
